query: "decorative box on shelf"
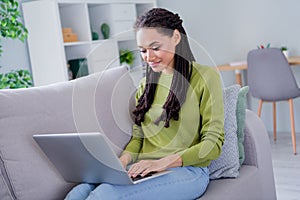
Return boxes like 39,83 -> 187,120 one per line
62,28 -> 78,43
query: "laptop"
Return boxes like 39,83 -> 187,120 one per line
33,132 -> 171,185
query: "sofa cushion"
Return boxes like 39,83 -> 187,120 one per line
0,66 -> 136,200
0,80 -> 77,200
236,86 -> 249,165
199,165 -> 259,200
208,84 -> 240,179
0,162 -> 13,200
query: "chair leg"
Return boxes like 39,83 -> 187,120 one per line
273,102 -> 277,142
288,99 -> 297,155
258,100 -> 263,117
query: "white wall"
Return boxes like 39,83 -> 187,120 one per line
0,39 -> 30,74
157,0 -> 300,133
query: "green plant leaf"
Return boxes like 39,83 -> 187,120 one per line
0,69 -> 33,89
0,4 -> 5,10
1,20 -> 7,27
120,49 -> 134,65
0,0 -> 28,54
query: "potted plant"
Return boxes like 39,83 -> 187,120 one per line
0,0 -> 31,89
0,0 -> 28,55
119,49 -> 134,68
257,43 -> 270,49
0,69 -> 33,89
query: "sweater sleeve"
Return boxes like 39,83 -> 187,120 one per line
178,68 -> 225,166
121,78 -> 145,163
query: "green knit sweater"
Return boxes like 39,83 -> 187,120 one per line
123,62 -> 224,167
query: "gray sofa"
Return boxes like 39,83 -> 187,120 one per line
0,66 -> 276,200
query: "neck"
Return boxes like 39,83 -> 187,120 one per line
162,67 -> 174,75
162,59 -> 175,74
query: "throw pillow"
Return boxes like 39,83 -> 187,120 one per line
236,86 -> 249,166
208,84 -> 240,179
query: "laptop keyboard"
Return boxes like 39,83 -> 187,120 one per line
131,171 -> 156,182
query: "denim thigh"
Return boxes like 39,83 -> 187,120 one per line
85,166 -> 209,200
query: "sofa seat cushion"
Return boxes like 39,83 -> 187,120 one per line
199,165 -> 260,200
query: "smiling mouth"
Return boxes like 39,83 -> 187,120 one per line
148,61 -> 160,67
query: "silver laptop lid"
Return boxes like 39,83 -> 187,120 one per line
33,132 -> 134,185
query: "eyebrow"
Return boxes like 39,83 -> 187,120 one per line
138,41 -> 160,48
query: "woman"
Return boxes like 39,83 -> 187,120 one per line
65,8 -> 224,200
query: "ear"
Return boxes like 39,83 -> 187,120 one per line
173,29 -> 181,45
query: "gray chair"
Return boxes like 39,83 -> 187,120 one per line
247,48 -> 300,155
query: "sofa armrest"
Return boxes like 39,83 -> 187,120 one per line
243,109 -> 270,166
242,109 -> 277,199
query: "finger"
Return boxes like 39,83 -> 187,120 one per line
128,164 -> 143,177
140,165 -> 160,177
128,160 -> 153,177
141,169 -> 152,177
128,163 -> 139,173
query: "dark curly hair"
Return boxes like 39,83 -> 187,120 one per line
133,8 -> 195,128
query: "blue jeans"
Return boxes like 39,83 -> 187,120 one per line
65,166 -> 209,200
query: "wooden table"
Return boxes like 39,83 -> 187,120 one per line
217,56 -> 300,85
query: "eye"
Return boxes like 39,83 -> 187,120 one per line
152,46 -> 160,51
139,48 -> 146,53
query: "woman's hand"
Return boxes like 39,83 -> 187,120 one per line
119,152 -> 132,169
128,154 -> 182,178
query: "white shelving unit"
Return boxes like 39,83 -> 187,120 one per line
22,0 -> 156,86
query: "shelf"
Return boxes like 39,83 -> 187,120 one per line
64,41 -> 91,46
63,39 -> 115,46
59,3 -> 91,42
22,0 -> 156,86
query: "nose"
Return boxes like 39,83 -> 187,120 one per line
145,49 -> 155,62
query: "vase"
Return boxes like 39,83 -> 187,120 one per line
92,32 -> 99,40
101,23 -> 110,39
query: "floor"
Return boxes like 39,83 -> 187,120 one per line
269,132 -> 300,200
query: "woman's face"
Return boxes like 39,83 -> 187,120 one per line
136,28 -> 180,74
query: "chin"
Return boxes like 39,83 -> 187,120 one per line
151,68 -> 162,73
150,66 -> 163,73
